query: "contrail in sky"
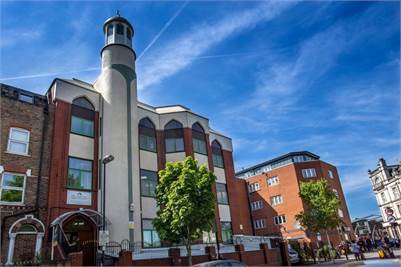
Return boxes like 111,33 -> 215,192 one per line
137,1 -> 188,61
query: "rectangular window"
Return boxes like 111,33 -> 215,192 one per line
338,209 -> 344,218
302,168 -> 316,178
67,157 -> 93,190
248,182 -> 260,193
253,219 -> 266,229
328,170 -> 334,179
212,154 -> 224,168
140,170 -> 158,198
7,128 -> 30,155
271,195 -> 283,206
71,116 -> 94,137
165,138 -> 184,153
274,215 -> 286,225
392,187 -> 400,199
380,192 -> 387,203
333,189 -> 339,198
18,93 -> 34,103
139,134 -> 157,152
251,200 -> 263,211
193,138 -> 207,155
142,219 -> 161,248
267,176 -> 279,186
216,183 -> 229,204
0,172 -> 25,204
221,222 -> 233,244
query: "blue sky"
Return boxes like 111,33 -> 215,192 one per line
0,1 -> 400,219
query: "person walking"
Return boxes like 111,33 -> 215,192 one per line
351,240 -> 361,261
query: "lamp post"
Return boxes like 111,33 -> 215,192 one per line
101,154 -> 114,265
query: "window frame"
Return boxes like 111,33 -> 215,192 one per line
0,172 -> 26,205
248,182 -> 260,193
251,200 -> 263,211
70,115 -> 95,138
7,127 -> 30,155
107,24 -> 113,36
116,23 -> 124,35
253,219 -> 266,229
271,195 -> 283,206
302,168 -> 317,178
140,169 -> 158,198
192,123 -> 207,155
221,221 -> 233,244
164,120 -> 184,153
216,183 -> 229,205
273,215 -> 287,225
328,170 -> 334,179
142,219 -> 161,248
211,140 -> 224,168
139,118 -> 157,153
67,156 -> 93,191
267,176 -> 279,187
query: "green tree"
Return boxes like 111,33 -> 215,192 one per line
295,179 -> 342,248
154,156 -> 216,266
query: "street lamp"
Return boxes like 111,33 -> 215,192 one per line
101,154 -> 114,265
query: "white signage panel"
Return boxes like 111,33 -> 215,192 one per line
67,190 -> 92,205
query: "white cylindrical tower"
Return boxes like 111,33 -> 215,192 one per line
94,14 -> 141,243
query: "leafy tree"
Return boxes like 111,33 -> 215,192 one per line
154,156 -> 216,266
295,179 -> 343,248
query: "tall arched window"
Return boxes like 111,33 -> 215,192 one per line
71,97 -> 95,137
164,120 -> 184,153
212,140 -> 224,168
192,123 -> 207,155
126,28 -> 132,40
139,118 -> 156,152
107,24 -> 113,36
117,23 -> 124,35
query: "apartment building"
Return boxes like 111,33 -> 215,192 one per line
369,158 -> 401,239
0,84 -> 53,265
236,151 -> 353,247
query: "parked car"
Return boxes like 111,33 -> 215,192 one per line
288,246 -> 300,264
194,260 -> 247,267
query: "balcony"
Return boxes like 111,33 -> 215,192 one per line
373,182 -> 384,191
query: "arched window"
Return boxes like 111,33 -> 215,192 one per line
126,28 -> 132,40
192,123 -> 207,155
72,97 -> 94,110
164,120 -> 184,153
117,23 -> 124,35
71,97 -> 95,137
107,24 -> 113,36
139,118 -> 156,152
212,140 -> 224,168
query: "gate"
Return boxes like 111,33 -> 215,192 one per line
82,240 -> 98,266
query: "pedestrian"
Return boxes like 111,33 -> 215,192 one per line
366,238 -> 373,252
351,240 -> 360,261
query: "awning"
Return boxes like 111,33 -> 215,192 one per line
50,208 -> 111,228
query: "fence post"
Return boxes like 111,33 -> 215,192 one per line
118,250 -> 133,266
169,247 -> 181,266
260,243 -> 269,264
279,240 -> 291,266
68,251 -> 83,266
205,246 -> 217,260
235,244 -> 245,263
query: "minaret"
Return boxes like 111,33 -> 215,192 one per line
94,13 -> 140,243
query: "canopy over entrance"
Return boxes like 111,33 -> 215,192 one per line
50,208 -> 111,228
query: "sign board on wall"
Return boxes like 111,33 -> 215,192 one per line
67,190 -> 91,205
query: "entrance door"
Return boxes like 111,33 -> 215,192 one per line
63,215 -> 97,266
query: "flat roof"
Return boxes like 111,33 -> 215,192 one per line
236,151 -> 320,175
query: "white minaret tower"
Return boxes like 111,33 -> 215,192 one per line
94,13 -> 141,243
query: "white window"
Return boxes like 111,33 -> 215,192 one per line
0,172 -> 26,204
302,168 -> 316,178
7,128 -> 30,155
333,189 -> 339,198
248,182 -> 260,193
253,219 -> 266,229
293,155 -> 304,162
267,176 -> 279,186
391,187 -> 400,199
251,200 -> 263,211
338,209 -> 344,218
328,170 -> 334,179
271,195 -> 283,206
380,192 -> 387,203
274,215 -> 286,225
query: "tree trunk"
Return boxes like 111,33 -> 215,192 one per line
187,226 -> 192,266
325,230 -> 334,263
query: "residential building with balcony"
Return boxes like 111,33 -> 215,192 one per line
236,151 -> 353,248
369,158 -> 401,239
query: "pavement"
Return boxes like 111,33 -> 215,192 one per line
312,248 -> 401,266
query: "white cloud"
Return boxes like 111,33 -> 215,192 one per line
137,1 -> 295,90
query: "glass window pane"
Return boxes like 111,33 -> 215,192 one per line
2,173 -> 24,187
152,231 -> 161,247
165,138 -> 175,153
11,129 -> 28,142
143,230 -> 153,248
175,138 -> 184,151
71,116 -> 94,137
9,141 -> 27,154
107,25 -> 113,36
69,157 -> 92,171
117,24 -> 124,35
141,170 -> 157,197
1,189 -> 23,202
82,119 -> 94,136
71,116 -> 82,134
